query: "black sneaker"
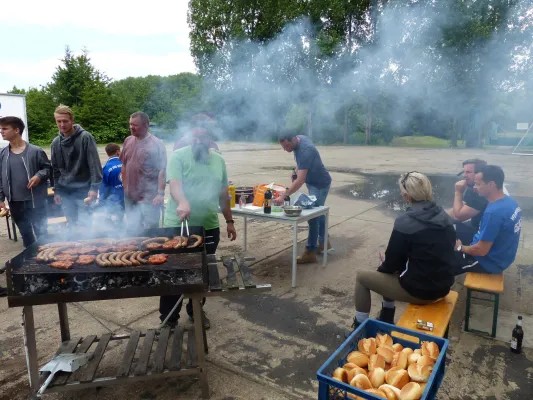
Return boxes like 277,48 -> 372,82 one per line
0,287 -> 7,297
189,311 -> 211,330
345,317 -> 362,339
160,319 -> 178,328
378,307 -> 396,324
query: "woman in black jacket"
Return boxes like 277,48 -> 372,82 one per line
351,172 -> 456,329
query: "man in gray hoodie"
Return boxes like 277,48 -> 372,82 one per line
51,105 -> 102,228
0,116 -> 51,248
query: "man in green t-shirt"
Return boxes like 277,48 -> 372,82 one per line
159,134 -> 236,329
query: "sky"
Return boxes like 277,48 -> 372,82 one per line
0,0 -> 196,92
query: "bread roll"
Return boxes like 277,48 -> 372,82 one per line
347,351 -> 369,368
343,362 -> 361,370
350,373 -> 373,390
401,348 -> 414,357
418,382 -> 427,393
407,353 -> 421,365
413,349 -> 422,355
368,367 -> 386,388
368,354 -> 386,372
391,350 -> 408,370
377,345 -> 395,364
417,355 -> 435,368
366,388 -> 387,399
332,367 -> 349,382
376,333 -> 394,348
421,341 -> 439,360
346,366 -> 368,382
407,363 -> 432,383
385,367 -> 410,389
359,338 -> 378,356
399,382 -> 422,400
392,343 -> 404,353
379,384 -> 401,400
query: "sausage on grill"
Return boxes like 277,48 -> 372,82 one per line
187,235 -> 203,248
141,237 -> 169,247
136,251 -> 149,265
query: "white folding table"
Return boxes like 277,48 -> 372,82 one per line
229,205 -> 330,287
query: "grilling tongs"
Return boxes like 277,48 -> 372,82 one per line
180,218 -> 190,245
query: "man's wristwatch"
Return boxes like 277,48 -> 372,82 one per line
158,190 -> 165,196
226,219 -> 234,224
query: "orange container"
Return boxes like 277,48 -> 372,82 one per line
252,183 -> 285,207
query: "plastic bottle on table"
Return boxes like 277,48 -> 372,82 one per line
228,181 -> 236,208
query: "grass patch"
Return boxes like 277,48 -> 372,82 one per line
390,136 -> 465,148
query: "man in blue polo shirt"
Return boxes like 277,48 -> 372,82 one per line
454,165 -> 521,275
276,130 -> 332,264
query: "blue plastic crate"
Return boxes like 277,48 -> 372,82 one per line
317,319 -> 448,400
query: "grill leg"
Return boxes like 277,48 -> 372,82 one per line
22,306 -> 40,394
492,294 -> 500,338
192,296 -> 209,399
465,288 -> 472,333
58,303 -> 71,342
243,216 -> 247,252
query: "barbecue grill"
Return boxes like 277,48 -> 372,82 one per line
6,227 -> 208,307
6,227 -> 272,399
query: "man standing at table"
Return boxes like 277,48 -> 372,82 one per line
120,112 -> 167,230
51,105 -> 102,228
159,128 -> 236,329
275,130 -> 332,264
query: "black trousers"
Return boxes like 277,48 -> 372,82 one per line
9,201 -> 47,248
159,227 -> 221,323
453,252 -> 491,276
453,220 -> 477,245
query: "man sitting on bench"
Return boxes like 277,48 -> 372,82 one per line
454,165 -> 521,275
447,159 -> 488,244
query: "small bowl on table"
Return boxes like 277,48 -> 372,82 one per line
282,205 -> 303,217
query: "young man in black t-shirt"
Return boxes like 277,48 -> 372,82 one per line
447,159 -> 488,244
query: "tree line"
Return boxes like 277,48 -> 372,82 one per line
9,0 -> 533,147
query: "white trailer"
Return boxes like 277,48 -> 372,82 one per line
0,93 -> 29,147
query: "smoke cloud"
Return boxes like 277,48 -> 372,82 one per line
185,0 -> 533,145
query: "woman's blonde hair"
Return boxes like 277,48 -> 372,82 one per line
399,171 -> 433,202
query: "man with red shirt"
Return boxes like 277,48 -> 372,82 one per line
120,112 -> 167,230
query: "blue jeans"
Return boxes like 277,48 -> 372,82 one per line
306,184 -> 330,251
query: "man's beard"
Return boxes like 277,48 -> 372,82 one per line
192,142 -> 210,163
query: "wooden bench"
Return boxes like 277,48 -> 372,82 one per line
394,291 -> 459,339
464,272 -> 504,338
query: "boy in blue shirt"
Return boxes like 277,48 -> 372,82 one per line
454,165 -> 521,275
99,144 -> 124,222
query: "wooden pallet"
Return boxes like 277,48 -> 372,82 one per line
43,328 -> 198,393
